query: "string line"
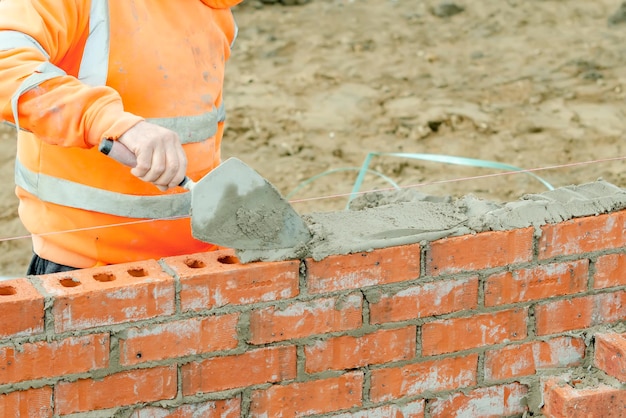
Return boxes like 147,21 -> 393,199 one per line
0,215 -> 188,243
289,155 -> 626,204
0,155 -> 623,243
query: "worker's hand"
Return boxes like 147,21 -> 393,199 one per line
117,121 -> 187,191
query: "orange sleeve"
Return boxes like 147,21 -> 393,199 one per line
0,0 -> 143,147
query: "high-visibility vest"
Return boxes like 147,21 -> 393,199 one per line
0,0 -> 241,267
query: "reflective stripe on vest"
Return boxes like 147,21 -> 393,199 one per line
0,30 -> 49,58
11,62 -> 67,133
15,158 -> 191,219
0,30 -> 67,132
145,102 -> 225,144
231,20 -> 239,49
78,0 -> 110,87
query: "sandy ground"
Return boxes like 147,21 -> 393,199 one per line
1,0 -> 625,276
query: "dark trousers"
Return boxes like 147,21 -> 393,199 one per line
27,253 -> 78,275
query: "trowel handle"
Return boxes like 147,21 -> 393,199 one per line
99,138 -> 194,190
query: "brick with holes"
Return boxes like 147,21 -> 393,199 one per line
37,260 -> 175,333
0,278 -> 45,338
163,249 -> 300,312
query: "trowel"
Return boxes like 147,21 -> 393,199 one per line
99,139 -> 311,250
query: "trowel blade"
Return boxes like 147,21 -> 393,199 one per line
190,158 -> 311,250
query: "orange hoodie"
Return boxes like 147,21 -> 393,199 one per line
0,0 -> 242,268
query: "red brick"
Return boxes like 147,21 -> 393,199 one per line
535,291 -> 626,335
0,278 -> 44,339
485,260 -> 588,306
370,277 -> 478,324
305,327 -> 416,373
536,296 -> 593,335
130,398 -> 241,418
38,260 -> 175,333
429,383 -> 528,418
421,308 -> 528,356
163,249 -> 299,312
119,313 -> 239,366
182,345 -> 296,395
330,400 -> 425,418
370,354 -> 478,402
484,336 -> 585,381
538,211 -> 626,260
306,244 -> 420,294
595,333 -> 626,382
249,294 -> 362,344
54,366 -> 177,415
594,253 -> 626,289
0,387 -> 53,418
542,378 -> 626,418
249,372 -> 363,417
0,333 -> 109,384
426,228 -> 534,276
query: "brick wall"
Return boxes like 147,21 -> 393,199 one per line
0,209 -> 624,417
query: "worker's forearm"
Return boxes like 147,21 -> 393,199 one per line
0,0 -> 143,147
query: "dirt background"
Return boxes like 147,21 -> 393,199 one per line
1,0 -> 625,276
